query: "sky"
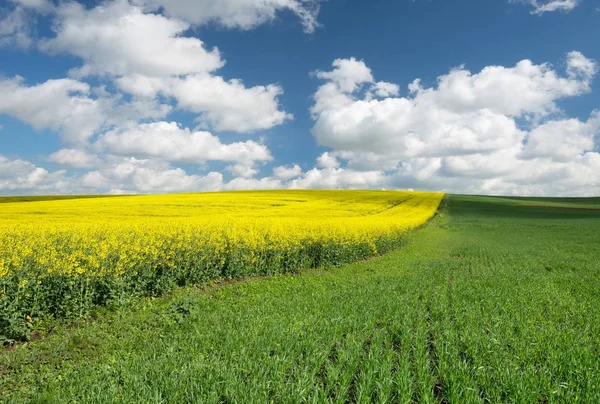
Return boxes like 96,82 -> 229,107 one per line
0,0 -> 598,196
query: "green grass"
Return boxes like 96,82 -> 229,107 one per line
1,194 -> 600,403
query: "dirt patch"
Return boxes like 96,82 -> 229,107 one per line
29,330 -> 42,343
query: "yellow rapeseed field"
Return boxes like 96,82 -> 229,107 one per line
0,190 -> 442,340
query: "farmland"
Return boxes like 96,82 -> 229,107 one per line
1,194 -> 599,402
0,190 -> 442,341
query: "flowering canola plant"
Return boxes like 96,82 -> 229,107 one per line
0,190 -> 442,340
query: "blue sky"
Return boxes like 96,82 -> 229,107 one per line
0,0 -> 598,196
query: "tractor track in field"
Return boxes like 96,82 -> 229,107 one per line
527,205 -> 600,211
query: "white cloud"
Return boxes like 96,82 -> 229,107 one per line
0,5 -> 34,48
309,53 -> 600,196
134,0 -> 323,33
0,155 -> 69,194
521,112 -> 600,162
80,156 -> 288,193
425,57 -> 593,117
3,153 -> 226,195
227,163 -> 259,179
223,176 -> 282,190
79,157 -> 225,193
76,157 -> 285,193
114,75 -> 166,99
310,82 -> 355,120
0,76 -> 171,145
47,148 -> 100,169
312,53 -> 596,158
39,1 -> 291,134
116,73 -> 292,133
0,76 -> 105,144
0,149 -> 395,194
314,58 -> 374,93
567,51 -> 598,80
390,150 -> 600,197
165,74 -> 292,133
370,81 -> 400,98
10,0 -> 52,12
273,164 -> 302,180
316,152 -> 340,169
334,151 -> 401,171
41,0 -> 223,78
511,0 -> 580,14
290,166 -> 386,189
0,0 -> 51,48
95,121 -> 273,165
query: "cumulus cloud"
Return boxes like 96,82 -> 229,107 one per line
273,164 -> 302,180
115,71 -> 292,134
0,77 -> 106,144
520,112 -> 600,162
79,157 -> 225,194
37,0 -> 291,134
1,148 -> 393,194
290,166 -> 386,189
95,121 -> 273,165
82,156 -> 286,193
390,150 -> 600,197
511,0 -> 580,14
312,53 -> 596,158
0,5 -> 35,48
314,58 -> 374,93
223,176 -> 283,191
567,51 -> 598,80
1,153 -> 228,195
164,74 -> 292,133
227,164 -> 259,179
1,0 -> 54,48
0,76 -> 170,145
41,0 -> 223,78
369,81 -> 400,98
0,155 -> 69,194
47,148 -> 101,169
309,53 -> 600,196
316,152 -> 340,169
134,0 -> 323,33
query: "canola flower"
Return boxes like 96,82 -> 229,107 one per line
0,190 -> 442,340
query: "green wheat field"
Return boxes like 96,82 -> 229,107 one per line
1,194 -> 599,403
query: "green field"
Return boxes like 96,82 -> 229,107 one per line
1,195 -> 600,403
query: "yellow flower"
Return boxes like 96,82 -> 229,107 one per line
0,191 -> 442,280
